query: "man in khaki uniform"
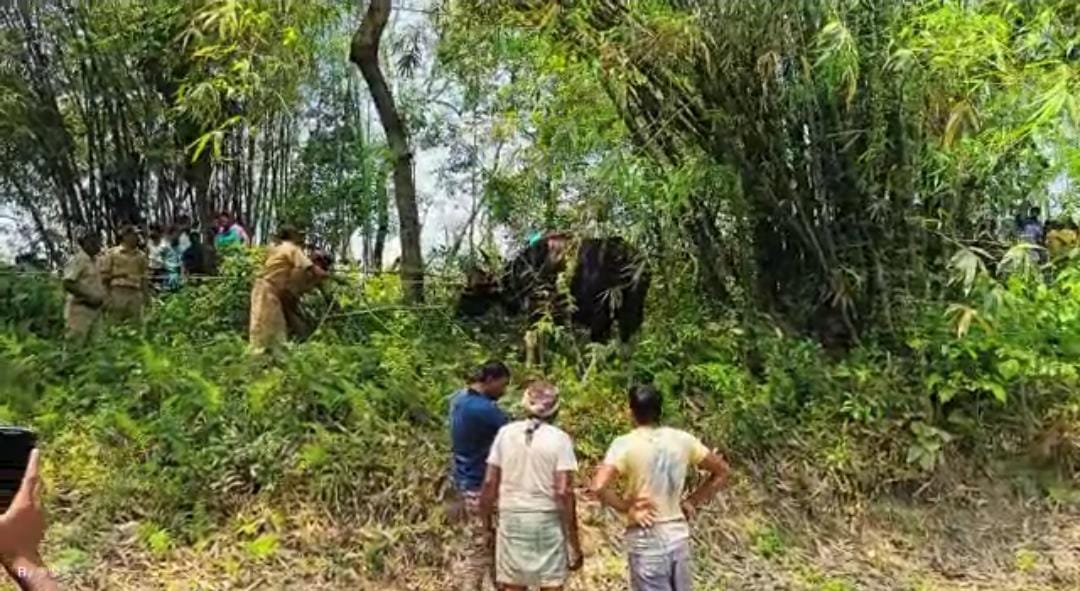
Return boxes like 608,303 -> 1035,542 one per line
249,225 -> 327,352
100,225 -> 149,322
61,232 -> 106,344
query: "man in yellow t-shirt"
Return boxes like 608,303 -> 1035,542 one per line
591,385 -> 729,591
248,225 -> 327,352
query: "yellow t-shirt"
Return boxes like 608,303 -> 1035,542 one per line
602,426 -> 710,524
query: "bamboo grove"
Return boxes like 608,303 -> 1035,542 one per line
2,0 -> 1079,336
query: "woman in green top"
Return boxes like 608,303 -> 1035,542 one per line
214,212 -> 250,249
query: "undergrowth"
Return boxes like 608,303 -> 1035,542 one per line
1,249 -> 1079,572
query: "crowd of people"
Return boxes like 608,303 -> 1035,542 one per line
59,215 -> 340,355
3,361 -> 728,591
22,216 -> 729,590
450,362 -> 729,591
59,213 -> 253,345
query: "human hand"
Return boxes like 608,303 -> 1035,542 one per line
0,449 -> 45,567
681,500 -> 697,521
568,542 -> 584,571
628,497 -> 657,528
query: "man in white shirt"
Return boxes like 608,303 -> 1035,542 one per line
480,381 -> 583,590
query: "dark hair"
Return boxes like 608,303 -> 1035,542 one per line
629,384 -> 662,425
76,230 -> 98,247
311,249 -> 334,271
469,360 -> 510,384
277,224 -> 303,243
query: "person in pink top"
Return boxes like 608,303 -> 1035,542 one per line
214,211 -> 250,249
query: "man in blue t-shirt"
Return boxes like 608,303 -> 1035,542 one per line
449,360 -> 510,590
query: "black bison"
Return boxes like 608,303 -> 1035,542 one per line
458,234 -> 650,347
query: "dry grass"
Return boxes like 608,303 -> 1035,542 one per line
43,472 -> 1080,591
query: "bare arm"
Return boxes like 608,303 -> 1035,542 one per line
554,471 -> 582,569
478,464 -> 501,521
591,464 -> 655,527
591,464 -> 630,513
682,452 -> 729,517
61,278 -> 102,308
4,556 -> 58,591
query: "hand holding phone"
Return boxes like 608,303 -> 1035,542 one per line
0,428 -> 37,513
0,428 -> 55,591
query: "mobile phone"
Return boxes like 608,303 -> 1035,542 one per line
0,427 -> 37,513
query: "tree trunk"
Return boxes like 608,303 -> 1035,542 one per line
372,173 -> 390,271
350,0 -> 424,302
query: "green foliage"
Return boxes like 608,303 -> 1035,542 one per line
176,0 -> 339,157
1014,548 -> 1040,573
750,522 -> 787,559
0,265 -> 63,338
2,239 -> 1080,571
440,0 -> 1080,343
4,3 -> 1080,579
244,533 -> 279,561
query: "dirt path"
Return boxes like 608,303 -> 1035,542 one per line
52,479 -> 1080,590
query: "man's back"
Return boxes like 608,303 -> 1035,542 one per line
259,241 -> 311,292
604,426 -> 709,524
449,389 -> 507,491
488,420 -> 576,512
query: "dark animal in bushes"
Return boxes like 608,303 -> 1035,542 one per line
458,234 -> 650,357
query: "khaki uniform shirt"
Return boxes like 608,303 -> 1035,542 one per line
62,248 -> 105,307
259,241 -> 314,296
101,245 -> 148,290
1047,229 -> 1078,259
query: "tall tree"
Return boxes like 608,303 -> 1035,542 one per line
350,0 -> 424,302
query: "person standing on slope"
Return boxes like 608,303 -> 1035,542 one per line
480,380 -> 583,590
449,361 -> 512,590
100,224 -> 149,323
248,225 -> 327,353
591,385 -> 730,591
61,231 -> 106,344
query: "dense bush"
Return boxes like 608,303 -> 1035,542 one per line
2,249 -> 1079,562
